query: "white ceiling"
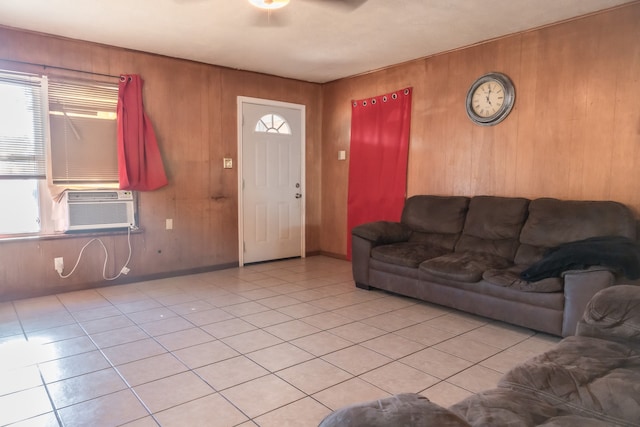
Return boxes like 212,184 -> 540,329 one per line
0,0 -> 634,83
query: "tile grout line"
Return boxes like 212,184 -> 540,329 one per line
63,296 -> 163,427
2,257 -> 559,426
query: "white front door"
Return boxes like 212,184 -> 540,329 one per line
239,98 -> 305,265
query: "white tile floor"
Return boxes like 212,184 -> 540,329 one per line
0,256 -> 561,426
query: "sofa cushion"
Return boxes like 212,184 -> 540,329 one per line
483,265 -> 563,293
521,198 -> 636,246
417,269 -> 565,311
514,243 -> 548,266
451,388 -> 563,426
516,198 -> 636,265
456,235 -> 520,261
352,221 -> 411,244
419,252 -> 512,283
372,242 -> 450,268
520,236 -> 640,282
318,393 -> 471,427
451,388 -> 616,427
455,196 -> 529,260
409,231 -> 463,252
537,416 -> 617,426
500,335 -> 640,425
401,196 -> 469,251
577,285 -> 640,347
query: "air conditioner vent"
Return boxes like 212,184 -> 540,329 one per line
69,203 -> 129,227
67,190 -> 133,202
58,190 -> 136,232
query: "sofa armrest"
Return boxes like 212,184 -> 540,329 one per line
576,284 -> 640,345
352,235 -> 374,288
561,267 -> 615,336
318,394 -> 471,427
352,221 -> 411,244
351,222 -> 411,289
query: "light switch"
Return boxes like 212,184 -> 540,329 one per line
223,158 -> 233,169
338,150 -> 347,161
166,218 -> 173,230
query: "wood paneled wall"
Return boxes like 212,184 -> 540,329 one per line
1,3 -> 639,298
0,27 -> 322,300
321,3 -> 640,257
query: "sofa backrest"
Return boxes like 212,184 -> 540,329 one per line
515,198 -> 637,265
455,196 -> 530,260
401,195 -> 469,251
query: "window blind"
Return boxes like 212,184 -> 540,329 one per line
0,70 -> 46,179
48,78 -> 119,185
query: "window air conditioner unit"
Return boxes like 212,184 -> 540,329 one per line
60,190 -> 136,232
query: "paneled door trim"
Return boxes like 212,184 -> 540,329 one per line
237,96 -> 306,267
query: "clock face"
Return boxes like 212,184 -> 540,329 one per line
471,80 -> 506,118
466,72 -> 515,126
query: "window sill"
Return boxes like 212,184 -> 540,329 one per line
0,227 -> 143,243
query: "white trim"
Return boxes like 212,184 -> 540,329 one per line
237,96 -> 306,267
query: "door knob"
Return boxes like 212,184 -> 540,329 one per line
295,193 -> 302,199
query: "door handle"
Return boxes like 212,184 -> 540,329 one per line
295,193 -> 302,199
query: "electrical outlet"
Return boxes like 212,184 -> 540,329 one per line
54,257 -> 64,274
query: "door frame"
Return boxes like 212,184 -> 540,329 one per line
237,96 -> 306,267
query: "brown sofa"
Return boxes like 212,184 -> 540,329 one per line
319,284 -> 640,427
352,195 -> 638,337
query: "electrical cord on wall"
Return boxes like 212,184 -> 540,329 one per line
57,227 -> 132,280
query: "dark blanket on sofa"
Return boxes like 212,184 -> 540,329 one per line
520,236 -> 640,282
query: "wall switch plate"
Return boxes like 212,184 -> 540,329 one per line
166,218 -> 173,230
223,158 -> 233,169
338,150 -> 346,160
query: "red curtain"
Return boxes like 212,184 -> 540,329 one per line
117,74 -> 168,191
347,87 -> 412,259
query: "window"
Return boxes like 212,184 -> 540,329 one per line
0,70 -> 46,234
255,114 -> 291,134
0,69 -> 119,236
0,70 -> 46,178
48,78 -> 119,185
0,179 -> 40,234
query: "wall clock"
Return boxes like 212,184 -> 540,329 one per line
466,72 -> 515,126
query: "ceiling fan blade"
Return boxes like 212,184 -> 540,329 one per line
245,0 -> 366,27
250,8 -> 290,27
301,0 -> 368,11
